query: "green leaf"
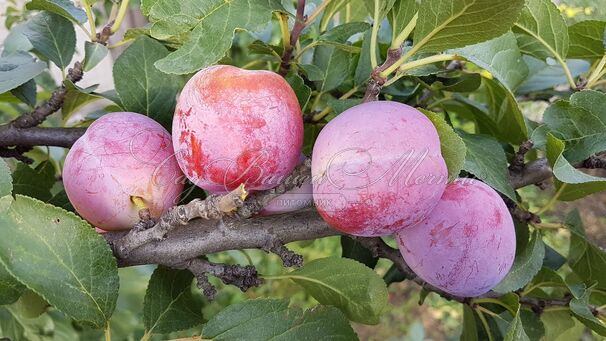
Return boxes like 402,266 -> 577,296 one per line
479,78 -> 528,144
0,158 -> 12,214
83,42 -> 108,72
452,31 -> 528,91
0,195 -> 119,328
545,134 -> 606,201
363,0 -> 396,20
565,211 -> 606,288
0,52 -> 46,94
435,74 -> 482,93
113,36 -> 182,128
388,0 -> 418,41
520,309 -> 545,340
279,257 -> 388,324
0,265 -> 24,306
513,0 -> 569,61
543,98 -> 606,163
413,0 -> 525,52
143,266 -> 204,335
326,98 -> 362,117
23,12 -> 75,69
461,305 -> 479,341
202,299 -> 358,340
11,79 -> 37,107
150,0 -> 283,74
0,306 -> 54,341
569,290 -> 606,336
248,40 -> 282,58
14,290 -> 49,318
543,245 -> 566,271
313,46 -> 355,92
62,80 -> 104,121
541,310 -> 585,341
319,22 -> 370,43
568,20 -> 606,59
518,56 -> 590,93
355,29 -> 379,86
285,73 -> 311,111
460,133 -> 517,200
26,0 -> 88,24
141,0 -> 159,16
493,231 -> 545,294
312,23 -> 359,93
300,64 -> 325,82
504,309 -> 530,341
341,237 -> 378,269
419,109 -> 465,181
11,161 -> 55,201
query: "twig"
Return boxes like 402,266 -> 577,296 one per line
362,47 -> 403,102
10,62 -> 84,129
503,197 -> 541,225
180,258 -> 262,294
265,242 -> 304,267
0,146 -> 33,164
509,140 -> 534,173
194,273 -> 217,301
278,0 -> 307,76
7,22 -> 115,132
174,258 -> 262,300
509,158 -> 553,189
580,152 -> 606,169
112,185 -> 249,257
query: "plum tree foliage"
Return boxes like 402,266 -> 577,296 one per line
0,0 -> 606,340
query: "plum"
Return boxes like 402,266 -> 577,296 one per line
63,112 -> 184,231
173,65 -> 304,193
396,178 -> 516,297
312,101 -> 448,236
259,155 -> 313,215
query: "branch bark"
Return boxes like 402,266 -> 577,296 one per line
0,127 -> 86,148
104,208 -> 338,267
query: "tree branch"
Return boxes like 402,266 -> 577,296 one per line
104,208 -> 338,267
509,158 -> 552,189
0,127 -> 86,148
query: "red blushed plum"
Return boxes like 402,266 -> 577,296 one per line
63,112 -> 184,231
312,101 -> 448,237
396,178 -> 516,297
173,65 -> 304,193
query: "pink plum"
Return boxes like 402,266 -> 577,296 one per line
173,65 -> 304,193
63,112 -> 184,231
396,178 -> 516,297
312,101 -> 448,236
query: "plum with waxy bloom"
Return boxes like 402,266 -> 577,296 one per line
312,101 -> 448,237
63,112 -> 184,230
396,178 -> 516,297
173,65 -> 304,193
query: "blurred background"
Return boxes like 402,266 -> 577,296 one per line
1,0 -> 605,340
